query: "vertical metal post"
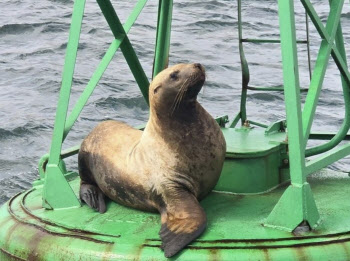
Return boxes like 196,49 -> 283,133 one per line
265,0 -> 319,231
43,0 -> 86,209
237,0 -> 249,125
152,0 -> 173,78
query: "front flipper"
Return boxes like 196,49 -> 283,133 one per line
159,190 -> 207,258
80,183 -> 106,213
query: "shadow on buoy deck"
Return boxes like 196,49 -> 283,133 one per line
0,169 -> 350,260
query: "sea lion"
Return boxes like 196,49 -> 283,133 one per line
78,63 -> 226,257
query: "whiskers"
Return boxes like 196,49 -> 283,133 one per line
170,72 -> 202,116
170,78 -> 189,116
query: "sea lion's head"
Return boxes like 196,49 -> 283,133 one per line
149,63 -> 206,117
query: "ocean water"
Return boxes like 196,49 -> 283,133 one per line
1,0 -> 350,205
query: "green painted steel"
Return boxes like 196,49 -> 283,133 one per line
241,39 -> 308,44
1,170 -> 350,260
63,0 -> 149,141
216,128 -> 288,194
265,0 -> 319,231
3,0 -> 350,259
153,0 -> 173,78
42,0 -> 152,209
246,85 -> 309,92
96,0 -> 150,103
301,0 -> 344,146
237,0 -> 248,125
43,0 -> 86,209
236,0 -> 312,127
304,0 -> 350,157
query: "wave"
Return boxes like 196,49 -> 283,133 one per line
0,123 -> 51,140
0,171 -> 36,206
95,96 -> 149,111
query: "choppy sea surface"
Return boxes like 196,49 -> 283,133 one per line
1,0 -> 350,205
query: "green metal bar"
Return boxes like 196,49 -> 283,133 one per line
241,39 -> 308,44
301,0 -> 329,38
230,112 -> 241,128
331,45 -> 350,86
61,145 -> 81,159
152,0 -> 173,78
43,0 -> 86,209
247,85 -> 309,92
265,120 -> 286,135
266,0 -> 319,231
277,0 -> 305,186
301,0 -> 350,88
306,16 -> 350,157
48,0 -> 86,166
123,0 -> 149,32
63,0 -> 148,140
63,40 -> 120,140
96,0 -> 150,104
309,132 -> 350,141
249,120 -> 268,128
215,115 -> 229,127
305,11 -> 312,80
306,143 -> 350,175
238,0 -> 248,125
301,0 -> 344,144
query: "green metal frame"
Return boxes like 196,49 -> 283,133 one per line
265,0 -> 319,230
265,0 -> 350,231
153,0 -> 173,77
233,0 -> 312,128
39,0 -> 350,236
42,0 -> 173,209
231,0 -> 350,231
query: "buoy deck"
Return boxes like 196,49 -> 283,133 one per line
1,169 -> 350,260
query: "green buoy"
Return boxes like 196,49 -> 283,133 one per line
1,0 -> 350,260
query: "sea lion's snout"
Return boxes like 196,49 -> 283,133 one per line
194,63 -> 203,71
186,63 -> 205,98
193,63 -> 205,77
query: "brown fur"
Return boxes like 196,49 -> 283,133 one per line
79,63 -> 226,257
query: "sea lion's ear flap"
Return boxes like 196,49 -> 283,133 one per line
159,191 -> 207,258
153,85 -> 161,94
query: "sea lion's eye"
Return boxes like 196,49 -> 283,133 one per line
170,71 -> 179,80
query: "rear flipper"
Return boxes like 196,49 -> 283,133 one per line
80,183 -> 106,213
159,189 -> 207,258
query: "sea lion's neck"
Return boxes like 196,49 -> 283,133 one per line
149,100 -> 201,131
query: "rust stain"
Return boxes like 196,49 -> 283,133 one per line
102,243 -> 115,261
294,246 -> 307,260
4,222 -> 20,247
209,249 -> 220,261
0,248 -> 26,261
262,248 -> 271,261
8,191 -> 115,245
20,190 -> 120,239
27,228 -> 47,261
135,245 -> 144,261
340,242 -> 350,257
142,237 -> 350,250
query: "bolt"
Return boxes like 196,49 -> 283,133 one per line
283,159 -> 289,165
243,120 -> 250,128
